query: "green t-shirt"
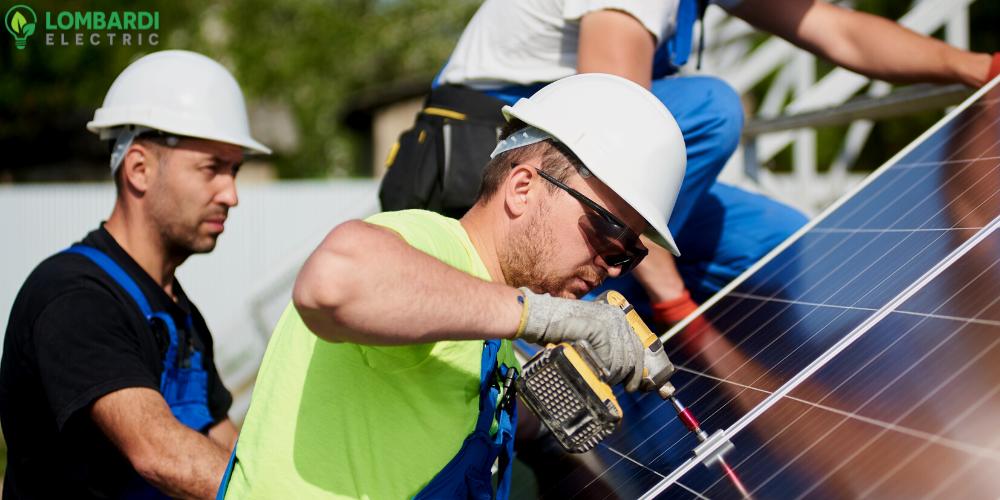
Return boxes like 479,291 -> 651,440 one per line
226,210 -> 520,499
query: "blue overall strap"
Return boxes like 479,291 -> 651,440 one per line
414,339 -> 518,500
63,244 -> 182,375
64,245 -> 154,319
493,364 -> 518,500
65,244 -> 215,497
64,244 -> 215,432
653,0 -> 706,78
472,340 -> 503,435
483,83 -> 546,106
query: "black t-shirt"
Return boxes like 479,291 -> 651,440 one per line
0,225 -> 233,499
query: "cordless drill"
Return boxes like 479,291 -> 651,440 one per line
516,290 -> 752,497
516,290 -> 677,453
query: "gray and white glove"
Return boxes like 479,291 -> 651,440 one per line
516,287 -> 646,391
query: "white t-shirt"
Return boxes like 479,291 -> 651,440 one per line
438,0 -> 739,90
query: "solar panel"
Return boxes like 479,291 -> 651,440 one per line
526,80 -> 1000,499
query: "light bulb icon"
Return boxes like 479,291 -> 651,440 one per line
5,4 -> 37,50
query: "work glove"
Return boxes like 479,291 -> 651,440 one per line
516,287 -> 646,392
987,52 -> 1000,85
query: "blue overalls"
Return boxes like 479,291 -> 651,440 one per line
214,339 -> 519,499
415,339 -> 519,499
472,0 -> 807,302
64,245 -> 215,499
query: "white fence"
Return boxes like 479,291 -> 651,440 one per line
703,0 -> 975,214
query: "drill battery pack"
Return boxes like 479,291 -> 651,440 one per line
516,341 -> 622,453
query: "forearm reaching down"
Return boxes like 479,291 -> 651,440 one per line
91,387 -> 230,500
731,0 -> 992,87
293,220 -> 524,345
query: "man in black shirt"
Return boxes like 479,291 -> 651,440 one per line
0,50 -> 270,499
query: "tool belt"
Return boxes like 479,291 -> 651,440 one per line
378,84 -> 507,218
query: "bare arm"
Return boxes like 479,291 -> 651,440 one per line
207,418 -> 238,452
577,9 -> 656,88
91,387 -> 229,500
730,0 -> 992,87
293,220 -> 523,344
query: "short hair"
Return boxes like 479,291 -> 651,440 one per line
474,119 -> 585,204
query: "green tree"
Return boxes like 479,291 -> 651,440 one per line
217,0 -> 480,178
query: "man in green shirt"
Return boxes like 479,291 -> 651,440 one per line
223,73 -> 689,498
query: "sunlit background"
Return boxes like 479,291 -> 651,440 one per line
2,0 -> 998,485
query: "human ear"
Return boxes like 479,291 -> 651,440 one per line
120,144 -> 156,194
504,164 -> 536,217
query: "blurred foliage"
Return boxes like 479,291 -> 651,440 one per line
0,0 -> 998,181
0,0 -> 478,180
216,0 -> 480,177
0,0 -> 208,180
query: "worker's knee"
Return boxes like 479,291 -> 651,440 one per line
691,77 -> 744,163
676,185 -> 808,301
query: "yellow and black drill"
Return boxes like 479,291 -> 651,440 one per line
516,290 -> 751,497
516,290 -> 676,453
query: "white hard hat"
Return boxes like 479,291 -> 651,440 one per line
87,50 -> 271,159
499,73 -> 686,256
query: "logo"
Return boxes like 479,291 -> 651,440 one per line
5,4 -> 36,49
4,5 -> 160,51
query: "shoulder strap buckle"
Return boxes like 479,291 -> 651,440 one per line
495,367 -> 517,421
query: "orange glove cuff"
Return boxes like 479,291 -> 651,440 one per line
987,52 -> 1000,84
651,290 -> 699,326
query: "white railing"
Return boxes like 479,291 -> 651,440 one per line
698,0 -> 975,214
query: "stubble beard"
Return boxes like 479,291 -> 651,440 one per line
148,188 -> 218,260
500,206 -> 565,296
165,216 -> 219,257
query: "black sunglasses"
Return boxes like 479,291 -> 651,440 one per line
534,168 -> 648,272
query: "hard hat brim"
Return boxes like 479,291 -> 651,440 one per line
87,117 -> 272,156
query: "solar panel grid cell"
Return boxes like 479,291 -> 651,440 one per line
535,83 -> 1000,499
673,233 -> 1000,499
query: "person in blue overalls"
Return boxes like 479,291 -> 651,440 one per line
0,50 -> 271,499
434,0 -> 998,328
